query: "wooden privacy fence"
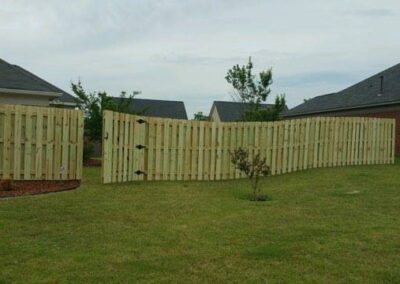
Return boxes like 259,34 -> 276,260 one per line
0,104 -> 84,181
102,110 -> 395,184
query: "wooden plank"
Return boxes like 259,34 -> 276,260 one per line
146,118 -> 155,181
275,121 -> 283,174
203,122 -> 211,180
282,120 -> 289,174
381,120 -> 387,164
378,120 -> 384,164
177,120 -> 184,180
76,110 -> 84,180
155,119 -> 162,180
228,122 -> 237,179
271,121 -> 278,175
46,108 -> 54,180
2,106 -> 11,179
209,122 -> 217,180
170,120 -> 178,180
323,118 -> 330,167
122,114 -> 129,182
190,121 -> 198,180
292,119 -> 299,171
359,118 -> 365,165
391,119 -> 396,164
162,119 -> 170,180
69,110 -> 77,179
287,119 -> 295,172
313,118 -> 320,169
215,122 -> 223,180
13,106 -> 22,180
24,107 -> 32,179
303,118 -> 311,170
184,121 -> 191,180
127,115 -> 135,181
137,117 -> 146,181
61,109 -> 69,180
197,121 -> 205,180
222,123 -> 230,179
297,119 -> 304,171
102,111 -> 113,183
327,118 -> 334,167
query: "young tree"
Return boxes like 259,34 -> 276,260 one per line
230,148 -> 270,201
71,80 -> 140,142
225,57 -> 286,121
193,111 -> 208,121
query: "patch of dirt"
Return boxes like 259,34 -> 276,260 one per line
0,180 -> 80,198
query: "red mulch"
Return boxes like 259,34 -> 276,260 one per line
83,158 -> 102,167
0,180 -> 80,198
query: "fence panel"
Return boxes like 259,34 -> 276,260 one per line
0,104 -> 83,181
102,111 -> 396,184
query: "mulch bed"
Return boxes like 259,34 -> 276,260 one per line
0,180 -> 80,198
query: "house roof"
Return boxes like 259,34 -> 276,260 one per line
112,97 -> 188,120
210,101 -> 288,122
285,63 -> 400,117
0,58 -> 78,105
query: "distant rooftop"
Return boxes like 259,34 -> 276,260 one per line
285,63 -> 400,117
0,58 -> 79,105
211,101 -> 288,122
111,97 -> 188,120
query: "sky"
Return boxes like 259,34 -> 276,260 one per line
1,0 -> 400,118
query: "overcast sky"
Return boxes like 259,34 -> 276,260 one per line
1,0 -> 400,117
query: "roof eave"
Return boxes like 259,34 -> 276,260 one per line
284,100 -> 400,117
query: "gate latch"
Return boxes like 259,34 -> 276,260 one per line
135,144 -> 146,150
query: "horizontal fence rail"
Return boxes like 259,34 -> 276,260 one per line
102,111 -> 395,184
0,104 -> 84,181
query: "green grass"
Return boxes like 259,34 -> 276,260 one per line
1,161 -> 400,283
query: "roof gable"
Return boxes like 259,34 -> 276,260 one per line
112,97 -> 188,120
286,63 -> 400,116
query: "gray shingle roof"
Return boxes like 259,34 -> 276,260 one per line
112,97 -> 188,120
285,63 -> 400,117
0,58 -> 78,105
211,101 -> 288,122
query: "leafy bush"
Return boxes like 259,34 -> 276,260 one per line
83,142 -> 95,162
230,148 -> 270,201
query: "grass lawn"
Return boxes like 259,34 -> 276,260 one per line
1,161 -> 400,283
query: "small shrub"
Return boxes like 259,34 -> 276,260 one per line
230,148 -> 270,201
83,142 -> 95,162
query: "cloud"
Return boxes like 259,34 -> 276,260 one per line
1,0 -> 400,117
351,8 -> 396,17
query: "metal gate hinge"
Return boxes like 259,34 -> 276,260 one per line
135,144 -> 146,150
135,170 -> 147,175
137,119 -> 146,124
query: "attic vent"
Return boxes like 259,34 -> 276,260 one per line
379,75 -> 384,95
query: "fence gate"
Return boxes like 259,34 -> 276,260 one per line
102,111 -> 147,183
102,110 -> 395,184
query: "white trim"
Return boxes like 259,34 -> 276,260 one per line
0,88 -> 61,98
50,100 -> 78,107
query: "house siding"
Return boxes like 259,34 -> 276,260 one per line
0,92 -> 50,107
209,107 -> 221,122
